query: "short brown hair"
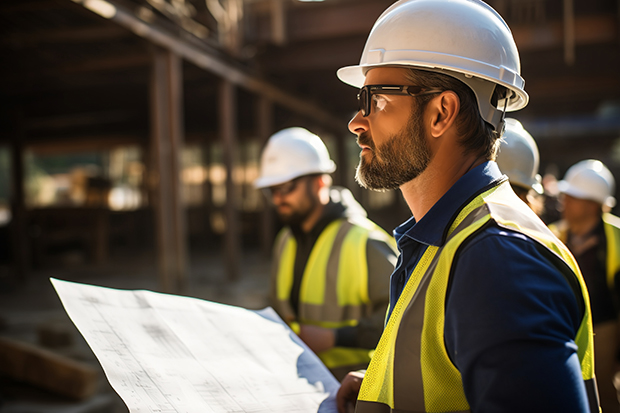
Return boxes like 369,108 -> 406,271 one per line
404,68 -> 503,160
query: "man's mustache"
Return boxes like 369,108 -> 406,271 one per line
357,132 -> 375,151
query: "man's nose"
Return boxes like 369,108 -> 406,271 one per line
271,191 -> 284,205
348,110 -> 368,136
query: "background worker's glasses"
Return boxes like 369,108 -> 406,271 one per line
265,178 -> 301,198
357,85 -> 443,117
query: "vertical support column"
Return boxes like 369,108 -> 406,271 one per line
617,0 -> 620,44
202,138 -> 213,244
271,0 -> 286,46
563,0 -> 575,65
149,47 -> 187,293
257,97 -> 274,257
220,79 -> 240,281
335,130 -> 347,187
9,117 -> 29,281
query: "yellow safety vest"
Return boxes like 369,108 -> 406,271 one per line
550,213 -> 620,290
357,181 -> 598,413
271,216 -> 395,369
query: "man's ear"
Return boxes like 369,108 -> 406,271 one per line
427,91 -> 459,138
317,174 -> 333,189
316,174 -> 332,204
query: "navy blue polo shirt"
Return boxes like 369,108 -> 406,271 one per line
388,162 -> 591,412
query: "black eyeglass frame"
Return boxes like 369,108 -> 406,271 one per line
262,174 -> 319,199
357,85 -> 443,117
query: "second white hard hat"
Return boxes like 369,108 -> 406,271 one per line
496,118 -> 543,194
558,159 -> 616,208
337,0 -> 528,130
254,127 -> 336,189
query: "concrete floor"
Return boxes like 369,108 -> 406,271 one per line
0,248 -> 272,413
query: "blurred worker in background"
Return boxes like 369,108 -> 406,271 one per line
550,159 -> 620,413
335,0 -> 599,411
495,118 -> 545,216
254,127 -> 398,381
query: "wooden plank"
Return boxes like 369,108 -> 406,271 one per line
9,116 -> 30,281
220,79 -> 240,281
563,0 -> 575,65
257,96 -> 274,258
512,14 -> 617,51
150,47 -> 187,293
73,0 -> 344,131
250,0 -> 392,43
24,110 -> 133,131
1,25 -> 129,47
286,1 -> 392,42
270,0 -> 286,45
524,74 -> 620,99
22,135 -> 145,154
258,15 -> 617,73
167,49 -> 188,292
0,336 -> 98,400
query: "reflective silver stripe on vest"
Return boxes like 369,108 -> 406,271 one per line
391,204 -> 488,411
299,220 -> 369,322
273,220 -> 369,324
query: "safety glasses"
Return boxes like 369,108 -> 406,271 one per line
264,177 -> 303,198
357,85 -> 443,117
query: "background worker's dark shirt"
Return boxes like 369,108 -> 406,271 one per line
566,220 -> 617,325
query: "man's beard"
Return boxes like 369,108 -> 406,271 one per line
277,207 -> 311,227
355,108 -> 431,191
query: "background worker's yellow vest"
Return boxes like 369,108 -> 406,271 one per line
271,216 -> 394,369
356,182 -> 598,413
550,213 -> 620,290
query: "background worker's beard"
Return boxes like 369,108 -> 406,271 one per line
276,204 -> 312,227
275,182 -> 318,228
355,111 -> 431,191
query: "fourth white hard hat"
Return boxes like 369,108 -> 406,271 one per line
254,127 -> 336,189
496,118 -> 543,194
558,160 -> 616,208
337,0 -> 528,130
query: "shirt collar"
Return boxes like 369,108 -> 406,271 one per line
394,161 -> 505,247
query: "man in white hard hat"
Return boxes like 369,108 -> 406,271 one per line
495,118 -> 545,215
335,0 -> 599,412
550,159 -> 620,413
254,127 -> 398,381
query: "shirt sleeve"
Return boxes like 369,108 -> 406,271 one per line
335,236 -> 398,349
444,227 -> 591,413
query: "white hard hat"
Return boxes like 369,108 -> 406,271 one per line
337,0 -> 528,130
496,118 -> 543,194
254,127 -> 336,189
558,159 -> 617,208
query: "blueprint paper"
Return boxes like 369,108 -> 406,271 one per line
50,278 -> 339,413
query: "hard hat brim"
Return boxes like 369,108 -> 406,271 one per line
336,62 -> 529,112
254,163 -> 336,189
558,180 -> 617,208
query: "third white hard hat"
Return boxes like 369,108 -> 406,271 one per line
558,160 -> 617,208
254,127 -> 336,189
496,118 -> 543,194
337,0 -> 528,130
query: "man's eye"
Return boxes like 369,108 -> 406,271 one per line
372,95 -> 388,112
